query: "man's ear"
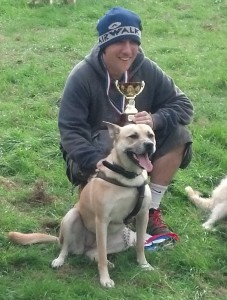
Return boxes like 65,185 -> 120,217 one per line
103,121 -> 121,139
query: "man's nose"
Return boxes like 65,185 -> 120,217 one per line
121,41 -> 133,52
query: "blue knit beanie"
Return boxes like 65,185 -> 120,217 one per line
97,7 -> 142,49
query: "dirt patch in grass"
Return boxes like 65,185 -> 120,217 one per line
26,180 -> 56,205
0,176 -> 18,190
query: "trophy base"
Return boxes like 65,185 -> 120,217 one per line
127,115 -> 134,122
119,113 -> 135,126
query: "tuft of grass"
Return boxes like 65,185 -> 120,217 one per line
0,0 -> 227,299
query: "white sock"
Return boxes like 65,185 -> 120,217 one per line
149,183 -> 168,209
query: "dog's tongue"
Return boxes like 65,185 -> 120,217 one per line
136,154 -> 153,172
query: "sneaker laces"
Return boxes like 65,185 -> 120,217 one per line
150,209 -> 167,228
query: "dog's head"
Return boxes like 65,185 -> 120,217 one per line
106,122 -> 156,173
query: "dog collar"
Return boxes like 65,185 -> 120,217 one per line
96,170 -> 129,187
102,160 -> 139,179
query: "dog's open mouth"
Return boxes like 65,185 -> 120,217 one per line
126,151 -> 153,172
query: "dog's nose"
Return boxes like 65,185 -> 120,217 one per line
144,142 -> 155,153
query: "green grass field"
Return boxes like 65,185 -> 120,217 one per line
0,0 -> 227,299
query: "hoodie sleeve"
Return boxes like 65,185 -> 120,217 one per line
58,65 -> 106,173
148,61 -> 194,133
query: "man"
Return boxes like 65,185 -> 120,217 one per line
58,7 -> 193,240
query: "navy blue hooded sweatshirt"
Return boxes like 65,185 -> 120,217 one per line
58,45 -> 193,175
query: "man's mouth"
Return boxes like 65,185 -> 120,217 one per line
119,57 -> 131,61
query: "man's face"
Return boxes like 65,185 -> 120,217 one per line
102,39 -> 139,79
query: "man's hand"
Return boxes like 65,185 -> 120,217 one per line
132,111 -> 153,128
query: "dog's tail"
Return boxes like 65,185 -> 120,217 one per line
185,186 -> 213,210
8,232 -> 59,245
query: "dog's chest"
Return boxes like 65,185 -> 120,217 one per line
107,188 -> 140,222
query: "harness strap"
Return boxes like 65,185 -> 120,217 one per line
124,184 -> 145,224
96,170 -> 146,224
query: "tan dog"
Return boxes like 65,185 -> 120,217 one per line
185,176 -> 227,230
9,123 -> 156,288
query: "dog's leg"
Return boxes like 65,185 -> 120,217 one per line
86,227 -> 133,267
87,227 -> 136,269
135,188 -> 154,270
136,209 -> 154,270
185,186 -> 213,210
52,207 -> 85,268
202,202 -> 227,230
96,218 -> 115,288
51,241 -> 68,268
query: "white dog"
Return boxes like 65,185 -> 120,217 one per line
185,176 -> 227,230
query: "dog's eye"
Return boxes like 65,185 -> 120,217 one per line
147,132 -> 154,139
129,133 -> 139,139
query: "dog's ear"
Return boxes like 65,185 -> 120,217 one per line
103,122 -> 120,139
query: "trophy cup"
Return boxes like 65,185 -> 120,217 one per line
115,81 -> 145,124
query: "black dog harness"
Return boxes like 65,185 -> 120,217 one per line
96,160 -> 147,224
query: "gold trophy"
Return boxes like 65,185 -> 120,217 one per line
115,81 -> 145,124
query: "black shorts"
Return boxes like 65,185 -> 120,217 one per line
152,125 -> 192,169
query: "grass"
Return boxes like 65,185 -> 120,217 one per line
0,0 -> 227,299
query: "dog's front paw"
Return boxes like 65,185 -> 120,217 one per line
185,186 -> 193,194
140,262 -> 154,271
100,277 -> 115,288
51,257 -> 64,268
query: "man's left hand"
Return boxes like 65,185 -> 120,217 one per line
132,111 -> 153,128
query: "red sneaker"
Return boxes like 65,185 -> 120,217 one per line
147,208 -> 174,236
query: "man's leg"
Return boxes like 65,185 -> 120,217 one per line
147,145 -> 185,235
151,144 -> 185,186
147,125 -> 192,236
